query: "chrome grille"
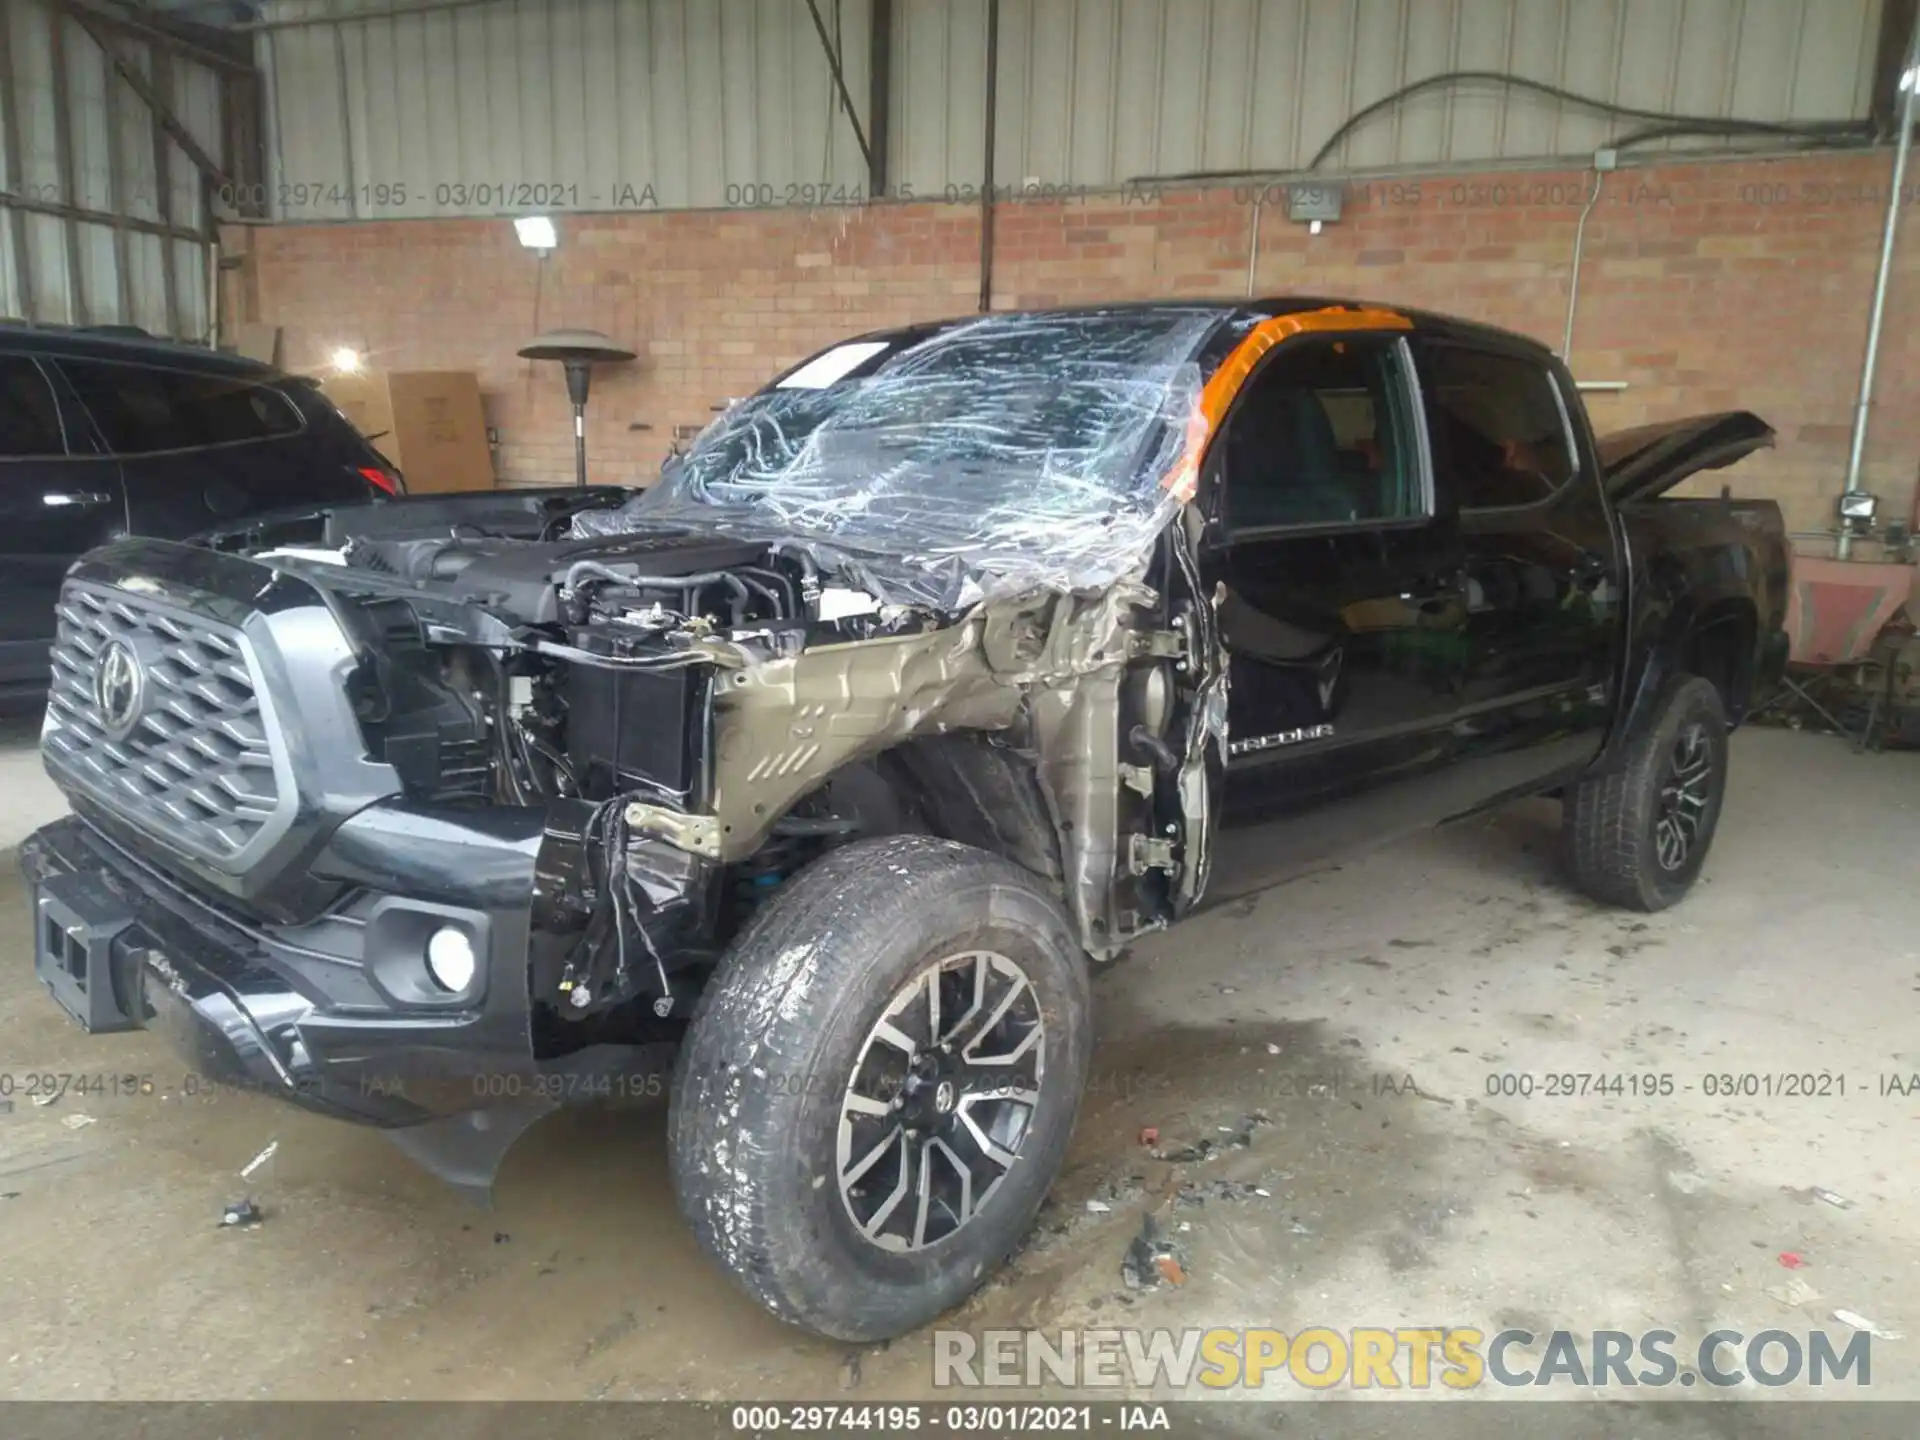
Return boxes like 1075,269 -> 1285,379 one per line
45,583 -> 284,866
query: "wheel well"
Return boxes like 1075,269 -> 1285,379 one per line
714,736 -> 1066,954
875,734 -> 1066,893
1683,605 -> 1756,720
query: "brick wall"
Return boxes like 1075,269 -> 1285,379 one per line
226,149 -> 1920,537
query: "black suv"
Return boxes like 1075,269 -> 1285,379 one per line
0,326 -> 400,698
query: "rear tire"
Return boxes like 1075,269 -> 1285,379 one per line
1565,675 -> 1729,911
668,835 -> 1091,1341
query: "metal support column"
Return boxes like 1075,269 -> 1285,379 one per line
150,45 -> 184,339
0,6 -> 35,320
1840,5 -> 1920,557
867,0 -> 891,197
46,6 -> 90,324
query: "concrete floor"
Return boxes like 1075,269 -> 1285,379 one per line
0,724 -> 1914,1405
0,709 -> 64,851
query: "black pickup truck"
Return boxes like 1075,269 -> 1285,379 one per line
23,300 -> 1786,1341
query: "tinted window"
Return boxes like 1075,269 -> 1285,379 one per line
59,360 -> 303,454
0,356 -> 66,458
1418,344 -> 1573,508
1222,337 -> 1422,530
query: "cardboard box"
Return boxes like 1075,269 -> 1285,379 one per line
321,370 -> 495,493
319,372 -> 393,457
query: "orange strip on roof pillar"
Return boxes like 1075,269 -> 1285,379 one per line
1161,305 -> 1414,500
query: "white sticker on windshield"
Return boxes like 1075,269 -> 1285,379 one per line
775,341 -> 891,390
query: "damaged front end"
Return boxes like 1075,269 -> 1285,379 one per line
619,552 -> 1226,964
568,305 -> 1238,962
28,307 -> 1238,1197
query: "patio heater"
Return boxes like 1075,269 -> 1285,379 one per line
517,329 -> 637,489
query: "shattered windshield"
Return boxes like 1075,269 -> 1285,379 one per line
574,307 -> 1227,607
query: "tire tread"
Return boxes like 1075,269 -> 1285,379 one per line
669,834 -> 1085,1339
1565,674 -> 1726,912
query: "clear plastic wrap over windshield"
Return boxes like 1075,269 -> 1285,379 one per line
572,309 -> 1223,609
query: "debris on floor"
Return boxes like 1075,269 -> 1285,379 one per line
1121,1213 -> 1187,1291
1158,1139 -> 1214,1164
31,1091 -> 58,1108
1174,1177 -> 1270,1208
1777,1251 -> 1806,1269
1832,1309 -> 1902,1340
220,1199 -> 264,1228
1155,1112 -> 1271,1164
1764,1276 -> 1820,1308
1138,1127 -> 1159,1147
1087,1175 -> 1148,1209
1084,1199 -> 1113,1214
59,1114 -> 95,1130
239,1140 -> 279,1180
1785,1185 -> 1856,1210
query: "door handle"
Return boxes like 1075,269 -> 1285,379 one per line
42,491 -> 114,509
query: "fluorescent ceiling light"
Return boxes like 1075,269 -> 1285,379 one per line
328,346 -> 362,374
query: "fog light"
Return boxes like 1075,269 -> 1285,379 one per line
425,926 -> 476,992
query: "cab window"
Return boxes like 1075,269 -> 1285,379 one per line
1219,336 -> 1424,532
1415,342 -> 1575,509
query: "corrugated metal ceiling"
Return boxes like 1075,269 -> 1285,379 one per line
918,0 -> 1883,191
1,0 -> 226,335
258,0 -> 875,218
251,0 -> 1884,219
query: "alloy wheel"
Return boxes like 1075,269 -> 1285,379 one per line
837,950 -> 1045,1252
1654,721 -> 1713,871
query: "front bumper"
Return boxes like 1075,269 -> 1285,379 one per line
23,803 -> 670,1197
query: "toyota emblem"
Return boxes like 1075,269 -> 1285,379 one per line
93,638 -> 146,739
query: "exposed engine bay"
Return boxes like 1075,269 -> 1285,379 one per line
217,490 -> 1225,1056
179,311 -> 1234,1059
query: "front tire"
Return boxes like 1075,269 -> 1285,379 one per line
668,835 -> 1092,1341
1565,674 -> 1729,911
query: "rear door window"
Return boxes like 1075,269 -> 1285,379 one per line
1415,343 -> 1575,509
57,359 -> 304,455
0,356 -> 68,458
